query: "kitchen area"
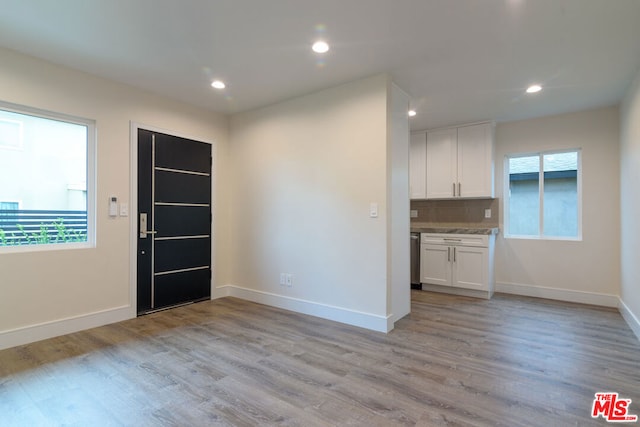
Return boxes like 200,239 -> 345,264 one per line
409,121 -> 499,299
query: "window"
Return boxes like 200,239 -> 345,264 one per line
0,202 -> 19,211
505,150 -> 581,240
0,201 -> 19,222
0,118 -> 23,149
0,102 -> 95,250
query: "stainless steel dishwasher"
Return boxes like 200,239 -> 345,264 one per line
410,232 -> 421,287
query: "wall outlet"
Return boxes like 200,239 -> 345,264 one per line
484,209 -> 492,219
285,274 -> 293,287
410,209 -> 418,218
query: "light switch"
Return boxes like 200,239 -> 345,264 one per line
370,203 -> 378,218
120,202 -> 129,217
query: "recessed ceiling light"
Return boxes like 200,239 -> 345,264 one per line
526,84 -> 542,94
408,110 -> 417,117
312,40 -> 330,54
211,80 -> 226,89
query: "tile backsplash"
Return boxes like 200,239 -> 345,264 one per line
410,198 -> 499,226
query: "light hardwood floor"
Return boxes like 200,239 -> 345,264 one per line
1,291 -> 639,426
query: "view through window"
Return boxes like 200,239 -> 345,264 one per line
506,150 -> 581,239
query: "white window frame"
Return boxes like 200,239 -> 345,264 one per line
504,148 -> 582,241
0,101 -> 96,253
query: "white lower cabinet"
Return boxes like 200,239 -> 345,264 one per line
420,233 -> 494,297
420,243 -> 451,286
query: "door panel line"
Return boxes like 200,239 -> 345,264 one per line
154,265 -> 210,276
155,202 -> 210,207
151,134 -> 156,309
155,166 -> 210,177
155,235 -> 210,241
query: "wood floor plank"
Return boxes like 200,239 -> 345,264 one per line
1,291 -> 639,426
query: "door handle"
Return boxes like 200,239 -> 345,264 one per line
139,213 -> 157,238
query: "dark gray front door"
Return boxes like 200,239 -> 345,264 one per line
137,129 -> 212,314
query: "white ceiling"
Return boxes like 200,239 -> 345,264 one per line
1,0 -> 640,131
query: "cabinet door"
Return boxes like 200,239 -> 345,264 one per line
456,123 -> 493,198
409,132 -> 427,199
452,245 -> 488,291
426,128 -> 457,198
420,244 -> 452,286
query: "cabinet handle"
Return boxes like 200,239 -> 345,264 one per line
458,182 -> 461,197
447,247 -> 451,262
452,183 -> 456,197
453,247 -> 457,262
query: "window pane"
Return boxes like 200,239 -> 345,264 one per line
508,156 -> 539,236
0,109 -> 88,247
543,152 -> 578,237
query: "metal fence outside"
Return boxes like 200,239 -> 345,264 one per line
0,210 -> 88,246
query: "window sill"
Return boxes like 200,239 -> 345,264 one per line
0,241 -> 95,254
504,234 -> 582,242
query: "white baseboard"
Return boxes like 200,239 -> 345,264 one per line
212,285 -> 232,299
420,283 -> 492,300
495,281 -> 619,307
218,285 -> 391,333
0,305 -> 133,351
619,299 -> 640,341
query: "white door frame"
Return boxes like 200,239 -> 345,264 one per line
128,121 -> 217,317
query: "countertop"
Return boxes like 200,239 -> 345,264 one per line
410,222 -> 500,235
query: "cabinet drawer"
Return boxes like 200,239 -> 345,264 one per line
420,233 -> 488,247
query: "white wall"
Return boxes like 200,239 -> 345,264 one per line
226,74 -> 402,331
494,107 -> 620,306
620,68 -> 640,338
388,83 -> 411,323
0,47 -> 230,349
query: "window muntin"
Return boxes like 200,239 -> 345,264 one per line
0,103 -> 95,251
505,150 -> 581,240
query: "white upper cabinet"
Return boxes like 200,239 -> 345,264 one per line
409,132 -> 427,199
426,122 -> 494,199
456,123 -> 494,198
425,128 -> 457,199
